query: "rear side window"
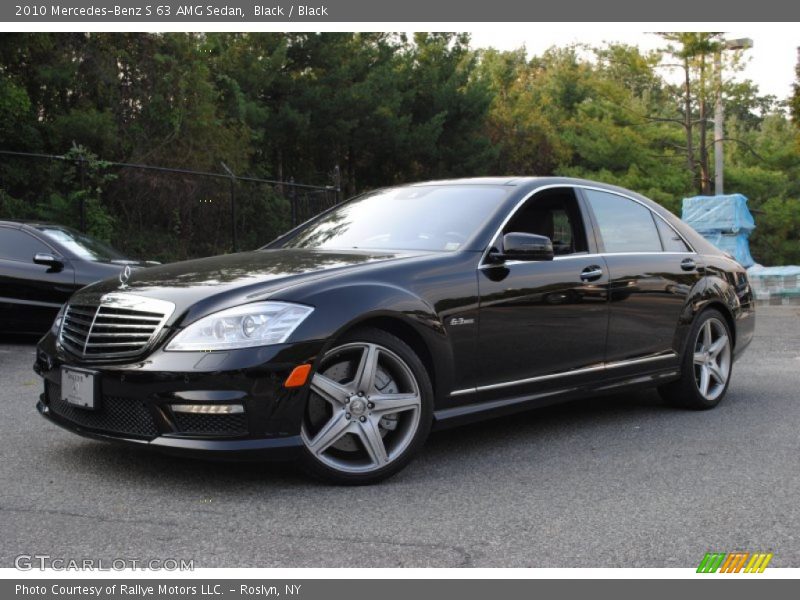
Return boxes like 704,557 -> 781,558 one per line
584,190 -> 662,253
654,217 -> 691,252
0,227 -> 50,262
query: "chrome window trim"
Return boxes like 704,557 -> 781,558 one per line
650,209 -> 695,254
449,352 -> 677,397
478,251 -> 697,270
479,183 -> 696,267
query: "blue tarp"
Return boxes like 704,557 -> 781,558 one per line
681,194 -> 756,267
682,194 -> 755,233
703,232 -> 756,268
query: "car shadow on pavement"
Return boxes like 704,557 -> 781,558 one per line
46,389 -> 672,488
423,390 -> 670,460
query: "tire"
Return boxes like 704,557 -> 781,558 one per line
658,308 -> 733,410
299,327 -> 434,485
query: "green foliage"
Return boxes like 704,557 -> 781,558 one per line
58,147 -> 117,241
792,50 -> 800,129
1,143 -> 116,241
0,33 -> 798,265
754,197 -> 800,265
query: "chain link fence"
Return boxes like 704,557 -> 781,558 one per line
0,149 -> 342,262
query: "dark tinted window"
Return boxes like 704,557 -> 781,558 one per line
654,217 -> 691,252
504,187 -> 588,255
282,185 -> 511,252
37,226 -> 126,261
0,227 -> 50,262
584,190 -> 661,253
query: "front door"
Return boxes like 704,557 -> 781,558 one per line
0,226 -> 75,332
476,187 -> 609,399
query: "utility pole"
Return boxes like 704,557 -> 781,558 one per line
714,49 -> 724,196
714,37 -> 753,196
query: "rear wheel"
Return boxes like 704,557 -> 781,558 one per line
658,308 -> 733,410
299,328 -> 433,484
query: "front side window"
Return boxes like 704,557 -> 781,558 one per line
503,187 -> 588,255
0,227 -> 50,262
280,185 -> 511,253
584,190 -> 662,253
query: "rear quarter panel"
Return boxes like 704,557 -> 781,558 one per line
683,254 -> 755,360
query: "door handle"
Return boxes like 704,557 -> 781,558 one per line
580,266 -> 603,282
680,258 -> 697,271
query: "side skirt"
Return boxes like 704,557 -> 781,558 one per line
431,367 -> 680,431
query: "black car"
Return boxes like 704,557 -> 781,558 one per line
33,178 -> 755,484
0,221 -> 154,334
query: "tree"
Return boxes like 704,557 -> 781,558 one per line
656,33 -> 728,195
1,32 -> 798,264
792,47 -> 800,136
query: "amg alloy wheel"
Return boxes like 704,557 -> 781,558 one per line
300,328 -> 433,484
692,317 -> 732,402
658,309 -> 733,410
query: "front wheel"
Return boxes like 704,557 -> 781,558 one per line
299,328 -> 433,484
658,308 -> 733,410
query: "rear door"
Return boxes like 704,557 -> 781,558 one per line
0,226 -> 75,332
580,188 -> 701,365
475,187 -> 609,399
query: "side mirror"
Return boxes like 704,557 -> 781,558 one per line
499,232 -> 554,262
33,253 -> 64,271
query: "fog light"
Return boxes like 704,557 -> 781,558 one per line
170,404 -> 244,414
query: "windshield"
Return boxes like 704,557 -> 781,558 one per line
280,185 -> 511,252
37,227 -> 127,262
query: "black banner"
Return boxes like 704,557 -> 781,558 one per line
5,579 -> 799,600
2,0 -> 799,22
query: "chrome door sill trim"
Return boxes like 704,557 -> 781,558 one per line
449,352 -> 677,396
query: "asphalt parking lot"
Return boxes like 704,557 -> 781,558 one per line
1,305 -> 798,568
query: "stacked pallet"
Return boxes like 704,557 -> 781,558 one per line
681,194 -> 756,267
747,265 -> 800,306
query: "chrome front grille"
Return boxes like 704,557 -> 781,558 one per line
59,293 -> 175,361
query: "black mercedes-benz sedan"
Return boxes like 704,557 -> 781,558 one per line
34,178 -> 755,484
1,220 -> 156,334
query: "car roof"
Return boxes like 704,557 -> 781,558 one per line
406,176 -> 647,196
410,177 -> 528,187
0,219 -> 62,229
411,175 -> 677,202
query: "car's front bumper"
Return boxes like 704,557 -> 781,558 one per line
34,332 -> 325,461
36,400 -> 304,460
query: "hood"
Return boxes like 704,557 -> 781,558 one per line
71,247 -> 422,324
73,258 -> 151,287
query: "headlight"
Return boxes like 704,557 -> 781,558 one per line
51,304 -> 66,336
165,302 -> 314,351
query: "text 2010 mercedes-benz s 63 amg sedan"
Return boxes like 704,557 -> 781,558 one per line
34,178 -> 754,484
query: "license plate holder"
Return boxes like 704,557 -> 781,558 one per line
60,367 -> 100,410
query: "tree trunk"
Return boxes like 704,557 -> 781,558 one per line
276,149 -> 283,194
347,143 -> 356,196
683,56 -> 694,178
698,54 -> 711,195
